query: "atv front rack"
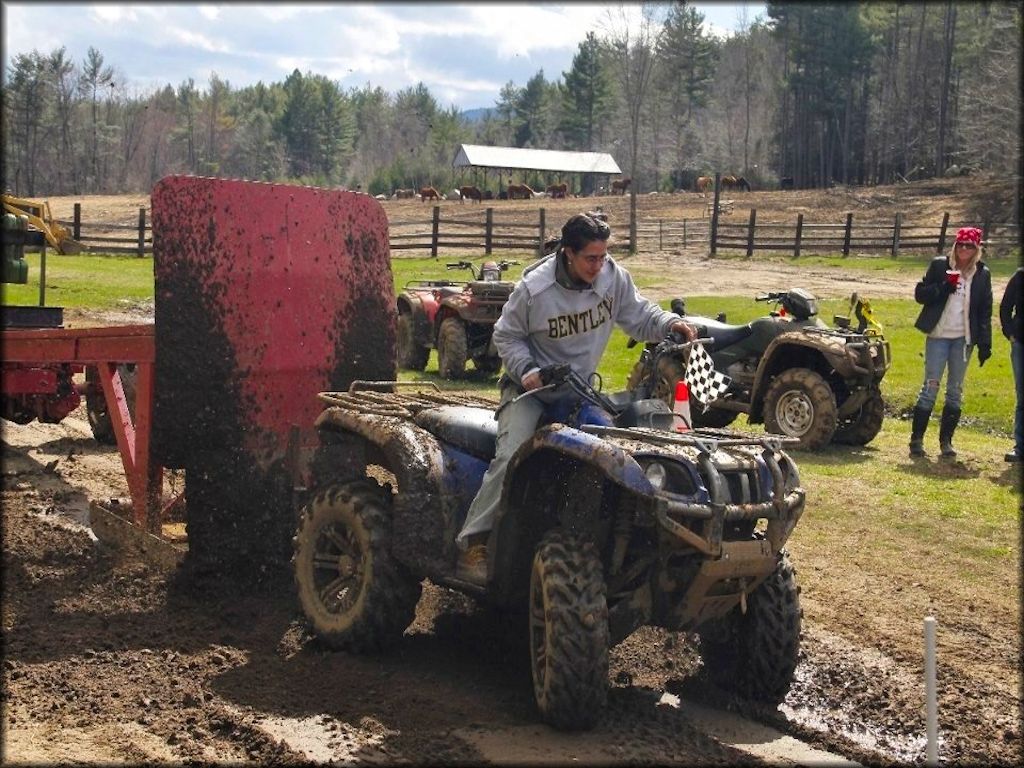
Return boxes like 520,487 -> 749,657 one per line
581,423 -> 805,557
579,424 -> 796,452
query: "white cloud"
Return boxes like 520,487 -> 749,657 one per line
89,4 -> 140,24
2,2 -> 763,109
252,3 -> 335,24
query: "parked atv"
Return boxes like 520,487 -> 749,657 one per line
85,364 -> 137,445
395,259 -> 518,380
293,334 -> 806,730
627,289 -> 891,450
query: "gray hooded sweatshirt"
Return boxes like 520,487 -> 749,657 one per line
493,251 -> 679,385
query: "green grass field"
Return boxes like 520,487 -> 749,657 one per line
4,250 -> 1018,437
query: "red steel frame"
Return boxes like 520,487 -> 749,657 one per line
1,324 -> 173,533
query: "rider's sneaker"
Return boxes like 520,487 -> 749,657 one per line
456,545 -> 488,584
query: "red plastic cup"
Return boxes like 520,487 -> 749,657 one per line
945,270 -> 961,287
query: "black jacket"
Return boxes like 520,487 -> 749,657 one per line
1000,267 -> 1024,343
914,256 -> 992,357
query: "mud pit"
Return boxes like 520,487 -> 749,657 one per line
4,181 -> 1020,765
4,377 -> 1019,766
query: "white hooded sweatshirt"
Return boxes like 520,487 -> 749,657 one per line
493,251 -> 679,384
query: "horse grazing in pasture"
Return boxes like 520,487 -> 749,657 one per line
611,178 -> 631,194
546,182 -> 568,199
459,185 -> 483,203
507,183 -> 535,200
420,186 -> 442,201
721,175 -> 750,192
696,176 -> 713,195
393,188 -> 416,199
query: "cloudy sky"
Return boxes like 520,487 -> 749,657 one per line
2,2 -> 767,111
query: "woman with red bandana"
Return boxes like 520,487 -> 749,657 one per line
909,226 -> 993,458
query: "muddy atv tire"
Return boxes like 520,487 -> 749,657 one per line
85,364 -> 138,445
437,317 -> 469,379
293,480 -> 422,652
763,368 -> 837,449
473,354 -> 502,376
833,385 -> 885,446
396,311 -> 429,371
698,548 -> 801,704
529,530 -> 609,731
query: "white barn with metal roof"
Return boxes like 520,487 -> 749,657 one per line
452,144 -> 622,175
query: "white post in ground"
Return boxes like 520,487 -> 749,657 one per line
925,616 -> 938,766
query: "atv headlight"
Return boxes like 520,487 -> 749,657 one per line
644,462 -> 667,490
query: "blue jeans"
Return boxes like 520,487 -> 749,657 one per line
915,336 -> 971,411
1012,339 -> 1024,454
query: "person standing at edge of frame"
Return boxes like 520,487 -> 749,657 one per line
999,264 -> 1023,463
908,226 -> 993,460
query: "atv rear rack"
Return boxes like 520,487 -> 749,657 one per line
318,387 -> 499,419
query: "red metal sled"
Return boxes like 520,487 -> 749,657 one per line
1,324 -> 171,532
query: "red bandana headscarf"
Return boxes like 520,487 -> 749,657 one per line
954,227 -> 982,245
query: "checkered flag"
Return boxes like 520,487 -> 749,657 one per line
684,342 -> 731,411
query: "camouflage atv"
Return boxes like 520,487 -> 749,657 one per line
294,334 -> 805,730
628,289 -> 891,450
395,259 -> 517,379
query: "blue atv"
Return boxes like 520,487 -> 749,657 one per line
292,335 -> 806,730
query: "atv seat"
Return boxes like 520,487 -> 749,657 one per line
693,318 -> 754,348
436,285 -> 464,298
415,405 -> 498,461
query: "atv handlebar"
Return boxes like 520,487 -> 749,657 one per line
446,260 -> 520,280
515,337 -> 715,413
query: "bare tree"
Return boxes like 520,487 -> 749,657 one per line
601,3 -> 664,253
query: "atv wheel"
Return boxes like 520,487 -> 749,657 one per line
437,317 -> 469,379
691,407 -> 739,429
396,311 -> 429,371
473,354 -> 502,375
763,368 -> 837,449
698,548 -> 801,704
293,480 -> 422,652
529,530 -> 609,731
645,358 -> 739,428
833,385 -> 885,446
86,364 -> 138,445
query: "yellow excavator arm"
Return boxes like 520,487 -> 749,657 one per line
1,193 -> 86,254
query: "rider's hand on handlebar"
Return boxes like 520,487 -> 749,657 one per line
670,320 -> 697,342
521,369 -> 544,391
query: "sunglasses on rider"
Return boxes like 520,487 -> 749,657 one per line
955,242 -> 978,251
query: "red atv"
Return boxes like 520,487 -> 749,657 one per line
396,259 -> 518,379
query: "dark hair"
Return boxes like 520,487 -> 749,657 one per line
561,213 -> 611,253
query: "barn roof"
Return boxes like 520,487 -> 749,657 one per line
452,144 -> 622,175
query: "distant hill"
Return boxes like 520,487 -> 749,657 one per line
461,107 -> 495,124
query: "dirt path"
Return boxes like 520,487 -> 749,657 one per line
3,398 -> 1019,766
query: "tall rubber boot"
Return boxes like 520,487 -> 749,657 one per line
939,407 -> 962,458
909,406 -> 931,457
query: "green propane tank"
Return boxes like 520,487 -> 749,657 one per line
3,212 -> 30,284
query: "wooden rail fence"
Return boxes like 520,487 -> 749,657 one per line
49,201 -> 1018,260
711,209 -> 1019,258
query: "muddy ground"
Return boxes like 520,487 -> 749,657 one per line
3,179 -> 1021,765
4,407 -> 1018,767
